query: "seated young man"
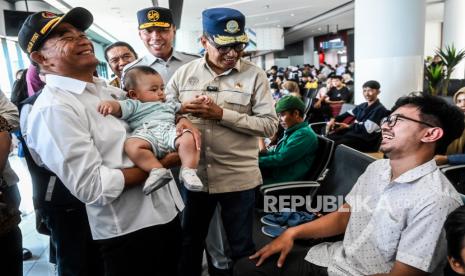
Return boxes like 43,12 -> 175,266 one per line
323,75 -> 351,117
326,80 -> 389,152
259,96 -> 318,185
235,93 -> 464,276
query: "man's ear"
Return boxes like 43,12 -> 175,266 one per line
200,36 -> 208,49
420,127 -> 444,143
30,51 -> 46,67
448,256 -> 465,275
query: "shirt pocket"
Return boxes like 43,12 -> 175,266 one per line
223,91 -> 252,114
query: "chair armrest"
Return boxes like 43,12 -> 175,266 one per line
440,164 -> 465,173
308,122 -> 327,128
308,122 -> 328,135
260,181 -> 320,195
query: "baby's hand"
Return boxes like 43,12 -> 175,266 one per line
196,95 -> 213,105
98,101 -> 114,116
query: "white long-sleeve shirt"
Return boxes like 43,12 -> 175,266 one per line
25,74 -> 184,240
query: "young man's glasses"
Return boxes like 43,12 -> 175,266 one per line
381,114 -> 436,128
207,37 -> 247,54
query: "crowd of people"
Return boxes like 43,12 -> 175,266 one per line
1,4 -> 465,276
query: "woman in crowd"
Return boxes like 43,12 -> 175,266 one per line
282,80 -> 301,98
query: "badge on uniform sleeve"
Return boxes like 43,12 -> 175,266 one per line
224,20 -> 239,34
147,10 -> 160,22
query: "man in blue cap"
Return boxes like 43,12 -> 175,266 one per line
123,7 -> 198,84
166,7 -> 278,276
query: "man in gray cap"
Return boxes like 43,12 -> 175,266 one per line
18,7 -> 190,276
124,6 -> 198,84
166,7 -> 278,276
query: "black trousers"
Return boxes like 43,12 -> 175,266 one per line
233,249 -> 328,276
98,215 -> 182,276
0,226 -> 22,276
43,206 -> 103,276
179,189 -> 256,276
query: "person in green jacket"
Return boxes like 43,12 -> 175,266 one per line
259,96 -> 318,184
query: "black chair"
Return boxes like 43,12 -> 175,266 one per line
314,145 -> 376,206
252,145 -> 375,249
260,145 -> 376,212
441,165 -> 465,194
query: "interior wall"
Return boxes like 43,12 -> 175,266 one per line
424,21 -> 442,57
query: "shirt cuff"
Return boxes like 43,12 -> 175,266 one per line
396,251 -> 431,273
88,167 -> 125,206
221,108 -> 238,125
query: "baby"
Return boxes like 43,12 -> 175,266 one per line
98,66 -> 208,194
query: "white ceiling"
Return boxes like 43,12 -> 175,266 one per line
46,0 -> 444,55
180,0 -> 351,30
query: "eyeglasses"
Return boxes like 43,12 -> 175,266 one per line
381,114 -> 436,128
207,37 -> 247,54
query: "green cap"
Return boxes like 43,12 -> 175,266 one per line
275,95 -> 306,113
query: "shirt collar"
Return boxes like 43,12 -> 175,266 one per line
170,50 -> 183,61
392,159 -> 438,184
45,74 -> 107,95
146,48 -> 176,64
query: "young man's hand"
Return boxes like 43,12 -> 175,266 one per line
249,228 -> 297,268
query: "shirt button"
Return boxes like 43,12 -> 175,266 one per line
207,164 -> 211,168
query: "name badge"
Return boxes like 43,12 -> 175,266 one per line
206,86 -> 218,92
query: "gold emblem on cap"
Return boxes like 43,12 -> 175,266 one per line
41,12 -> 57,19
147,10 -> 160,22
224,20 -> 239,34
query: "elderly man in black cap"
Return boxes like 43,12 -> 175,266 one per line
123,7 -> 198,84
166,7 -> 278,276
18,7 -> 190,276
326,80 -> 389,152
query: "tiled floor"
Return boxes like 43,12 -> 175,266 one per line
9,153 -> 55,276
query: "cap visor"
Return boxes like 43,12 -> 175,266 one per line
210,33 -> 249,46
139,22 -> 171,30
60,7 -> 93,32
